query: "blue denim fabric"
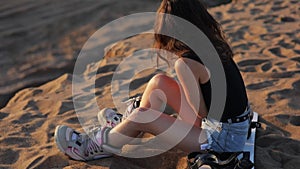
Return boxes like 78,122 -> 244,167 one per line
202,109 -> 251,152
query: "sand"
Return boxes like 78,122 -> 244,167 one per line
1,0 -> 300,168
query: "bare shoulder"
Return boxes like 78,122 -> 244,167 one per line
175,57 -> 210,84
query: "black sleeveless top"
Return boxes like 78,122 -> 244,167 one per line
182,53 -> 248,122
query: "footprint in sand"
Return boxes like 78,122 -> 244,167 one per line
275,114 -> 300,127
254,1 -> 269,6
271,5 -> 288,12
85,64 -> 118,78
291,56 -> 300,64
271,70 -> 300,79
23,100 -> 40,111
220,19 -> 233,25
0,149 -> 19,165
129,72 -> 157,91
10,119 -> 45,138
27,155 -> 69,169
255,14 -> 277,21
95,73 -> 114,89
267,47 -> 287,58
260,33 -> 281,41
238,59 -> 270,72
57,101 -> 74,115
238,59 -> 269,67
0,136 -> 37,148
275,62 -> 287,71
275,114 -> 291,125
277,39 -> 295,49
291,0 -> 299,4
273,0 -> 285,6
292,38 -> 300,45
261,61 -> 272,72
227,7 -> 244,13
294,50 -> 300,55
250,8 -> 263,15
246,80 -> 278,90
280,16 -> 296,23
232,43 -> 249,51
97,64 -> 119,74
65,117 -> 80,124
26,156 -> 45,169
214,11 -> 223,20
228,26 -> 248,42
11,111 -> 46,124
266,79 -> 300,110
292,79 -> 300,92
0,112 -> 8,120
290,116 -> 300,126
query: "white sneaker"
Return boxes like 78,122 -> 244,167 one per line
98,96 -> 141,128
122,96 -> 141,120
54,125 -> 113,161
98,108 -> 123,128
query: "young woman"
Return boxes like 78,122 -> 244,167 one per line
54,0 -> 251,161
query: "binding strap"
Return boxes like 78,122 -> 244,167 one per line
187,151 -> 253,169
247,121 -> 261,139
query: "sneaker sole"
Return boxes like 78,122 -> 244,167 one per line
54,125 -> 67,154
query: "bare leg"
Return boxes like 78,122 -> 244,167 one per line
108,107 -> 206,153
107,74 -> 205,152
139,74 -> 201,127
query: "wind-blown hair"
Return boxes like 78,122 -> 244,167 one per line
154,0 -> 233,63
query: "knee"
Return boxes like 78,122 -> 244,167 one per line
131,107 -> 149,116
148,74 -> 171,88
128,107 -> 154,123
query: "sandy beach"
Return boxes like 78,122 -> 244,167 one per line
0,0 -> 300,168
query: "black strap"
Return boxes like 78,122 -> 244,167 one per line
222,104 -> 252,123
235,152 -> 254,169
187,151 -> 254,169
223,113 -> 251,123
247,121 -> 261,139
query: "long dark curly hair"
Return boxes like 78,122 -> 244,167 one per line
154,0 -> 233,63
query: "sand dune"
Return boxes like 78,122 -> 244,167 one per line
1,0 -> 300,168
0,0 -> 159,108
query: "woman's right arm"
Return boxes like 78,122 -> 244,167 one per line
175,58 -> 209,119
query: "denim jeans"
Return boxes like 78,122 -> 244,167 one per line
201,109 -> 251,152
